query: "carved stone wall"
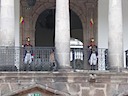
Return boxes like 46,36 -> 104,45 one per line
1,72 -> 128,96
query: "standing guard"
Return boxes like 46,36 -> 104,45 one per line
23,37 -> 34,70
88,38 -> 98,70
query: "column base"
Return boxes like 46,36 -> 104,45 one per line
109,67 -> 124,72
58,66 -> 73,72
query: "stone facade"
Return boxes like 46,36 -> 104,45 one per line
0,71 -> 128,96
0,0 -> 126,96
20,0 -> 98,46
20,0 -> 98,70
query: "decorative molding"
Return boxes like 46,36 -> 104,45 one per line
4,84 -> 70,96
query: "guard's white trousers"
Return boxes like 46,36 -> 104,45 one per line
24,53 -> 32,64
89,53 -> 97,65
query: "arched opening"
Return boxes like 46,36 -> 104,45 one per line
35,9 -> 83,47
70,10 -> 83,42
35,9 -> 55,47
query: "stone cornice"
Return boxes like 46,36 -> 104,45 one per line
0,71 -> 128,84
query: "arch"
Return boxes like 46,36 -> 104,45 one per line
35,8 -> 83,46
32,1 -> 86,47
32,2 -> 86,31
32,3 -> 56,29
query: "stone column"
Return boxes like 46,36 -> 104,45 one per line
108,0 -> 123,71
15,0 -> 20,47
0,0 -> 15,46
14,0 -> 20,70
55,0 -> 70,69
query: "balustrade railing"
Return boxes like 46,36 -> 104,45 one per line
0,47 -> 108,71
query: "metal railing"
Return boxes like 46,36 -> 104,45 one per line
70,48 -> 108,71
0,47 -> 108,71
0,47 -> 55,71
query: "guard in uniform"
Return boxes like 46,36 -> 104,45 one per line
88,38 -> 98,70
23,37 -> 34,70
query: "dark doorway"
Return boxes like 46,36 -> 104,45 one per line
35,9 -> 83,47
35,9 -> 55,47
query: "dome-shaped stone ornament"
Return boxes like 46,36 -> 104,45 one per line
26,0 -> 36,6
